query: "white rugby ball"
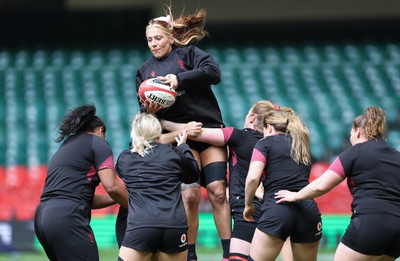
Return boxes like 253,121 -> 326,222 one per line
138,78 -> 176,108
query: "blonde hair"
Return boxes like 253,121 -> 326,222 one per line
264,107 -> 311,165
353,106 -> 386,139
146,5 -> 208,47
250,100 -> 276,133
130,113 -> 162,157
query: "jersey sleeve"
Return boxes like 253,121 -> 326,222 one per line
222,127 -> 235,144
174,143 -> 200,183
92,136 -> 115,172
176,46 -> 221,90
335,145 -> 359,178
250,139 -> 268,165
135,69 -> 147,113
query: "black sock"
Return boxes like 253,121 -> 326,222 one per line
187,244 -> 197,261
221,239 -> 230,258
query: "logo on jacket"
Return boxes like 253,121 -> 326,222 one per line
177,60 -> 185,69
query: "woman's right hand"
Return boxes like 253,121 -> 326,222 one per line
243,204 -> 256,222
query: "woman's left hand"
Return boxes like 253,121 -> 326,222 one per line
159,74 -> 178,90
274,190 -> 297,203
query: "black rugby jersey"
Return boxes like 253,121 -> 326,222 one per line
136,45 -> 224,127
116,143 -> 199,230
252,133 -> 310,197
329,138 -> 400,216
40,134 -> 115,208
222,127 -> 263,216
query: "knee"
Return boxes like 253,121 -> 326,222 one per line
207,182 -> 227,204
182,190 -> 200,208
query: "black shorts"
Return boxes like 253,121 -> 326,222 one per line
34,199 -> 98,261
341,213 -> 400,258
257,198 -> 322,243
232,219 -> 257,243
122,227 -> 188,254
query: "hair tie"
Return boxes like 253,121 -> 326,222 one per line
153,15 -> 175,27
286,119 -> 289,125
274,104 -> 281,110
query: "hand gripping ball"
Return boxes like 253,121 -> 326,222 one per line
138,78 -> 176,108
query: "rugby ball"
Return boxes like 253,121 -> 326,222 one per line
138,78 -> 176,108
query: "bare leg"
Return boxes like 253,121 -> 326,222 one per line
158,250 -> 187,261
181,186 -> 200,260
119,246 -> 153,261
229,238 -> 252,257
279,238 -> 293,261
291,240 -> 319,261
334,242 -> 394,261
249,228 -> 283,261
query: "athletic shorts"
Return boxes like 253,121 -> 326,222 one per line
257,198 -> 322,243
122,227 -> 188,254
34,199 -> 98,261
341,213 -> 400,258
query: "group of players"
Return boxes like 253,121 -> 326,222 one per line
33,4 -> 400,261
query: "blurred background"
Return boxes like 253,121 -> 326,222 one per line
0,0 -> 400,259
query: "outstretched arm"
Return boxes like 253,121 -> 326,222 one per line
162,119 -> 225,146
159,121 -> 203,144
275,170 -> 344,203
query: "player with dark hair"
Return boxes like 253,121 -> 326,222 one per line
131,5 -> 231,260
275,106 -> 400,261
117,113 -> 200,261
244,107 -> 321,261
34,104 -> 128,261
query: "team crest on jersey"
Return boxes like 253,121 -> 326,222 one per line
151,71 -> 155,77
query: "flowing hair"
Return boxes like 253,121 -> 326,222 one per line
264,107 -> 311,165
130,113 -> 162,157
146,5 -> 209,47
55,104 -> 105,143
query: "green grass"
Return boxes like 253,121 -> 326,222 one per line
0,248 -> 340,261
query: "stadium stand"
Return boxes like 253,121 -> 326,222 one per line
1,39 -> 400,220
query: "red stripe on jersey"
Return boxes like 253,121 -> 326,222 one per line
328,156 -> 346,178
222,127 -> 234,144
250,148 -> 266,165
99,155 -> 115,171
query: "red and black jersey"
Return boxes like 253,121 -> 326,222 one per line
40,134 -> 115,209
116,143 -> 199,230
329,138 -> 400,216
136,45 -> 224,127
222,127 -> 263,217
252,133 -> 310,198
